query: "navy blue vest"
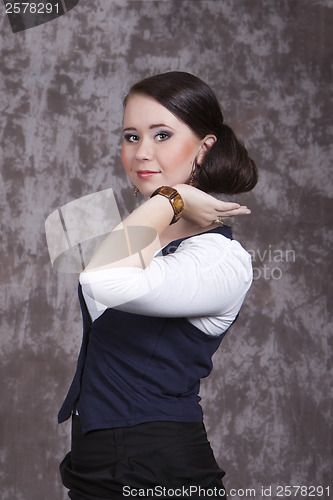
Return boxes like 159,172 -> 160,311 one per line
58,226 -> 235,434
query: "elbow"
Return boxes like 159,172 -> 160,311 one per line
79,267 -> 158,309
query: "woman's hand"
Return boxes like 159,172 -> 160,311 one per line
174,184 -> 251,227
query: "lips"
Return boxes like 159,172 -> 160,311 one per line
136,170 -> 161,178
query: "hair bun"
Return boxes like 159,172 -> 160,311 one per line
196,123 -> 258,194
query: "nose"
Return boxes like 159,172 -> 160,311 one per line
135,137 -> 153,161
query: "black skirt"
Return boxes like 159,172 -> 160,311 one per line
60,416 -> 226,500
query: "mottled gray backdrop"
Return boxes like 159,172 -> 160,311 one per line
0,1 -> 332,499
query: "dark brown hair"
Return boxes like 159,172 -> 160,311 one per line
124,71 -> 258,194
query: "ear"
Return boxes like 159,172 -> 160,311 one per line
197,135 -> 217,164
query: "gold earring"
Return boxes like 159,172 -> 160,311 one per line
189,159 -> 199,186
133,185 -> 139,197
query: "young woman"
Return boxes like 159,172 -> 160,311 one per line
59,71 -> 258,499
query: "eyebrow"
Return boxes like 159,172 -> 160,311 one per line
123,123 -> 175,132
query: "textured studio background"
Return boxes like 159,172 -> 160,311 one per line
0,1 -> 332,499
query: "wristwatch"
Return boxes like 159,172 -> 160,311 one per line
150,186 -> 184,225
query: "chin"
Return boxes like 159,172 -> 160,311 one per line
138,183 -> 162,199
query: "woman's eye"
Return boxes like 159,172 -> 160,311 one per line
124,134 -> 139,143
156,132 -> 170,141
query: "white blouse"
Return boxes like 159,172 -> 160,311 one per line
79,232 -> 253,337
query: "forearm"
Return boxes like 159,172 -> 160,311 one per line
83,183 -> 249,272
84,194 -> 174,272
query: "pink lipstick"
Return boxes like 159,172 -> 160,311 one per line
137,170 -> 160,179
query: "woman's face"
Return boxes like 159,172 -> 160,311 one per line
121,94 -> 204,197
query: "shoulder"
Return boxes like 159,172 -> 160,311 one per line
177,231 -> 251,262
161,230 -> 252,283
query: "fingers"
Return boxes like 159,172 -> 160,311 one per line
214,205 -> 251,218
216,201 -> 241,211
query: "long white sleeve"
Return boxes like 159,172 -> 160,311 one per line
79,232 -> 253,336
